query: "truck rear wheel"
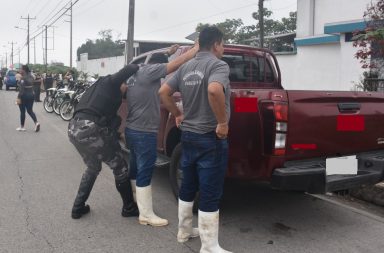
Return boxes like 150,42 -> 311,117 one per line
169,143 -> 199,213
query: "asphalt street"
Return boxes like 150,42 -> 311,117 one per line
0,89 -> 383,253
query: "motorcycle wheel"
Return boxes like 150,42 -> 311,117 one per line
53,96 -> 65,115
43,96 -> 54,113
59,100 -> 74,121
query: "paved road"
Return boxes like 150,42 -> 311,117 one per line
0,90 -> 383,253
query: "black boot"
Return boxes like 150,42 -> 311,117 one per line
72,170 -> 98,219
115,179 -> 139,217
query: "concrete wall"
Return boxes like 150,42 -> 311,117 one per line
276,0 -> 373,91
77,53 -> 125,77
297,0 -> 372,36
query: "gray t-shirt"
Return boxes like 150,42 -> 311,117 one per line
126,63 -> 167,133
167,51 -> 230,134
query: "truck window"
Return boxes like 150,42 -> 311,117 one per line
222,54 -> 251,83
223,54 -> 275,84
131,56 -> 146,64
258,57 -> 275,83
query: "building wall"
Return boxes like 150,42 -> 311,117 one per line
77,53 -> 125,76
276,0 -> 373,91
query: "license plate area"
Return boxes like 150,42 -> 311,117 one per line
326,156 -> 358,176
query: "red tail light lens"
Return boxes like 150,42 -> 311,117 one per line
274,103 -> 288,121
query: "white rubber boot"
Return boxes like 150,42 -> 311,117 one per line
136,185 -> 168,227
130,180 -> 137,203
177,199 -> 199,243
199,210 -> 232,253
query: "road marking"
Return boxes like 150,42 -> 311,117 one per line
308,193 -> 384,224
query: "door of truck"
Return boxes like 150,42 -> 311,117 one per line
223,47 -> 286,180
285,90 -> 384,160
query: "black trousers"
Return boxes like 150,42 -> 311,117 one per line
19,94 -> 38,126
33,85 -> 41,101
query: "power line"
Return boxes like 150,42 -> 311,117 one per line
137,2 -> 258,36
29,0 -> 80,43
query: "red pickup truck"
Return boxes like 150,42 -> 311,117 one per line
119,45 -> 384,197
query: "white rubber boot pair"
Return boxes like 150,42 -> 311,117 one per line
177,199 -> 199,243
199,210 -> 232,253
136,185 -> 168,226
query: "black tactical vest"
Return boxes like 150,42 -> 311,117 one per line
74,64 -> 138,125
74,75 -> 122,120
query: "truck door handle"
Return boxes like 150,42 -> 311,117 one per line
338,103 -> 361,112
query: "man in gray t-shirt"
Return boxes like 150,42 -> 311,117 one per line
159,26 -> 232,252
125,43 -> 199,228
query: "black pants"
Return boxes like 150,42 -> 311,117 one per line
19,95 -> 38,126
0,78 -> 3,90
33,85 -> 41,101
44,83 -> 53,97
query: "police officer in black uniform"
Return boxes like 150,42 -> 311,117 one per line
68,64 -> 139,219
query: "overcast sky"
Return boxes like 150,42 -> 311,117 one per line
0,0 -> 297,67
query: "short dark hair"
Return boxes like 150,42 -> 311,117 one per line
148,53 -> 168,64
21,65 -> 30,73
199,26 -> 224,51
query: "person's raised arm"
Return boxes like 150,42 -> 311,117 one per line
110,64 -> 139,86
166,41 -> 199,75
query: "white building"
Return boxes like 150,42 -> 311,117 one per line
277,0 -> 372,90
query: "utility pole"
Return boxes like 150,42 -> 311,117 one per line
34,37 -> 36,64
8,42 -> 16,67
45,25 -> 48,73
126,0 -> 135,65
21,15 -> 36,64
258,0 -> 265,48
2,46 -> 8,68
70,1 -> 73,68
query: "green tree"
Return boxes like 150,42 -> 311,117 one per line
353,0 -> 384,90
195,9 -> 297,51
77,29 -> 125,60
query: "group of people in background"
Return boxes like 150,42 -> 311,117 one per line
69,26 -> 232,253
0,66 -> 75,132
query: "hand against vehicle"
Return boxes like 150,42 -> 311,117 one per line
216,122 -> 228,139
167,44 -> 180,56
175,114 -> 184,128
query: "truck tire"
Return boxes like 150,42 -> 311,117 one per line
169,143 -> 199,213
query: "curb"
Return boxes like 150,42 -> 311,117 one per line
350,181 -> 384,206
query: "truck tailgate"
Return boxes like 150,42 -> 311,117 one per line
285,90 -> 384,160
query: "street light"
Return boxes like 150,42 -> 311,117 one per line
15,26 -> 27,31
15,26 -> 28,64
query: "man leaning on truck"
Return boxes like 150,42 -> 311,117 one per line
125,42 -> 199,227
159,26 -> 232,253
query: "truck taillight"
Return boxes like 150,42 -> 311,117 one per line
274,103 -> 288,156
274,103 -> 288,121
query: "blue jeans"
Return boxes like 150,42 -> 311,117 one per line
125,128 -> 157,187
178,131 -> 228,212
